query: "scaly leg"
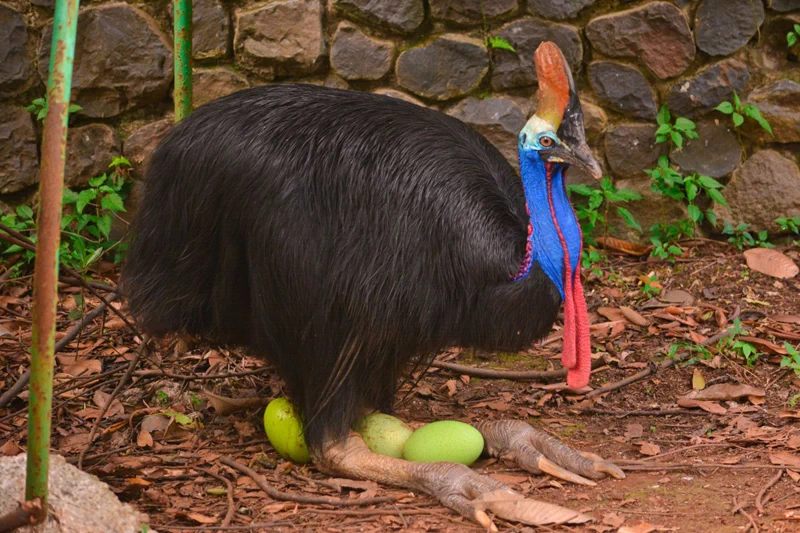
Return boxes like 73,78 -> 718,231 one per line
476,420 -> 625,486
313,430 -> 591,531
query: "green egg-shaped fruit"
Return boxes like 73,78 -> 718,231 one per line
402,420 -> 484,466
354,413 -> 413,459
263,398 -> 311,464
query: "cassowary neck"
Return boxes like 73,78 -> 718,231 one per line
513,152 -> 582,298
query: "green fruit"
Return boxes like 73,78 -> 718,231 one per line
354,413 -> 413,459
263,398 -> 311,464
402,420 -> 484,466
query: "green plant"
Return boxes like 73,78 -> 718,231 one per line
486,36 -> 516,53
654,105 -> 698,150
721,222 -> 773,250
776,216 -> 800,235
154,390 -> 170,405
0,157 -> 132,276
717,318 -> 761,366
787,23 -> 800,47
788,393 -> 800,409
567,176 -> 643,244
781,342 -> 800,377
714,91 -> 773,136
638,273 -> 662,298
666,341 -> 712,365
580,247 -> 605,277
25,96 -> 82,122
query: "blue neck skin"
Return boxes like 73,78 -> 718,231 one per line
514,149 -> 582,299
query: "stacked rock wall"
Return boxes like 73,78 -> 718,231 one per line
1,0 -> 799,241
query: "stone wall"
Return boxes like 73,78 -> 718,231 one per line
1,0 -> 799,242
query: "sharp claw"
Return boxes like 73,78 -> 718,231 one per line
537,456 -> 597,486
594,461 -> 626,480
475,510 -> 498,532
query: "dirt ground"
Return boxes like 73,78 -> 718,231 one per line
1,239 -> 800,533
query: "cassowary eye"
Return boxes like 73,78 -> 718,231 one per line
539,136 -> 554,147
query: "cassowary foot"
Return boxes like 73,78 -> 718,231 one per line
475,420 -> 625,486
313,431 -> 590,531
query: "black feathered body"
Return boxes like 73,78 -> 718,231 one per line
122,84 -> 561,450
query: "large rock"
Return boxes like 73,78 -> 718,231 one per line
670,120 -> 741,178
744,80 -> 800,143
769,0 -> 800,11
0,5 -> 32,98
0,453 -> 151,533
665,59 -> 750,118
528,0 -> 597,20
234,0 -> 325,79
604,123 -> 668,180
334,0 -> 424,35
447,97 -> 526,170
582,100 -> 608,142
490,18 -> 582,91
0,106 -> 39,194
588,61 -> 657,120
330,22 -> 394,81
193,68 -> 250,108
396,34 -> 488,101
65,124 -> 122,188
695,0 -> 765,56
39,3 -> 172,118
169,0 -> 230,60
430,0 -> 517,25
714,150 -> 800,233
607,178 -> 689,243
585,2 -> 695,79
123,118 -> 173,180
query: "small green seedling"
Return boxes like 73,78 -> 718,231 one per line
26,96 -> 82,122
787,23 -> 800,47
654,105 -> 698,150
780,342 -> 800,377
721,222 -> 773,250
715,91 -> 773,136
487,36 -> 516,53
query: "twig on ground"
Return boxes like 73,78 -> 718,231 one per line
0,295 -> 117,408
569,407 -> 709,417
617,462 -> 787,472
429,357 -> 604,381
639,443 -> 747,463
154,523 -> 294,531
755,469 -> 783,514
219,456 -> 395,507
132,367 -> 272,381
195,467 -> 235,527
77,336 -> 150,469
741,508 -> 760,533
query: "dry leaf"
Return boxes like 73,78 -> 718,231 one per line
677,398 -> 728,414
620,306 -> 649,327
597,307 -> 626,321
603,512 -> 625,527
737,336 -> 788,355
490,473 -> 529,485
770,451 -> 800,468
638,442 -> 661,456
473,490 -> 591,526
186,512 -> 218,525
660,289 -> 694,306
619,522 -> 656,533
203,390 -> 271,416
0,440 -> 21,456
595,236 -> 651,256
683,383 -> 765,402
788,435 -> 800,449
60,358 -> 102,377
93,390 -> 124,418
624,424 -> 644,440
772,314 -> 800,325
743,248 -> 799,279
692,368 -> 706,390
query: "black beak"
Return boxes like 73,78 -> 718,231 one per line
556,67 -> 603,180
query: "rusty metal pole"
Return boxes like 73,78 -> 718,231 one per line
24,0 -> 80,521
173,0 -> 192,121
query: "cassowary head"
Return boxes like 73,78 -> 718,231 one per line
519,42 -> 602,181
515,41 -> 599,390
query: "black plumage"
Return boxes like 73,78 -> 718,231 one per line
121,83 -> 562,451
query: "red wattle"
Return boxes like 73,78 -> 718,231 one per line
560,265 -> 577,370
566,272 -> 592,389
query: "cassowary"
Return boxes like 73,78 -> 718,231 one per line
121,42 -> 624,528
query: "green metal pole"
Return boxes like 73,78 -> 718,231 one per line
25,0 -> 80,518
174,0 -> 192,121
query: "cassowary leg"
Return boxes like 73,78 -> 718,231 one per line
475,420 -> 625,486
314,430 -> 571,532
